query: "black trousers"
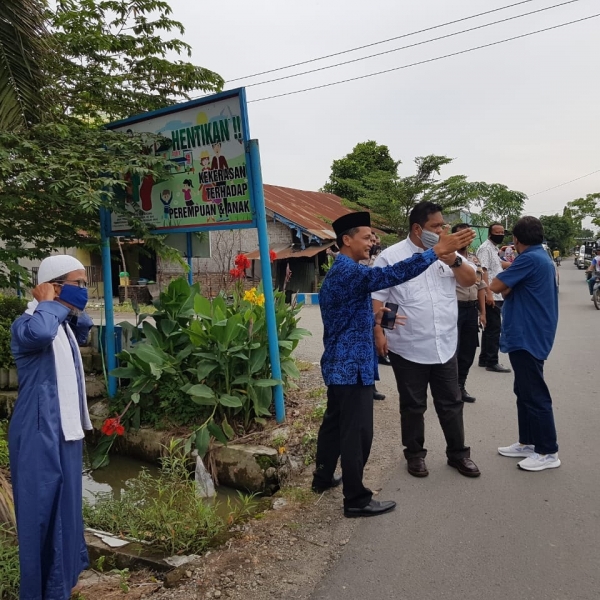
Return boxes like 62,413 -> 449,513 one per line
313,383 -> 374,509
509,350 -> 558,454
457,304 -> 480,388
479,301 -> 503,366
388,352 -> 470,460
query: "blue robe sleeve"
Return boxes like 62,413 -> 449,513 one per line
355,248 -> 438,294
11,301 -> 70,354
67,312 -> 93,346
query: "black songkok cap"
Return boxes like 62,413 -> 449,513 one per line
332,211 -> 371,237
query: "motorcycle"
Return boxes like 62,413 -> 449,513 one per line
593,275 -> 600,310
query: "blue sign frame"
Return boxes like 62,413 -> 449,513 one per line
100,88 -> 286,423
105,88 -> 257,236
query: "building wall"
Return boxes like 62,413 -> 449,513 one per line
157,220 -> 291,294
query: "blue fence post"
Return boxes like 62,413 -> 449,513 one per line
248,139 -> 285,423
100,208 -> 117,397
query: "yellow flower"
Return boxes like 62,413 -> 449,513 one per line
255,293 -> 265,307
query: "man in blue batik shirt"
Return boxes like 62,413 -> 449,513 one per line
312,211 -> 475,518
491,216 -> 560,472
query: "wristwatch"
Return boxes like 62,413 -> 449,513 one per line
449,255 -> 463,269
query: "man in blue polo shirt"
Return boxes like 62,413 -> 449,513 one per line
490,216 -> 560,472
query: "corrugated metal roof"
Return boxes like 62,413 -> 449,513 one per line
263,184 -> 355,241
245,241 -> 335,261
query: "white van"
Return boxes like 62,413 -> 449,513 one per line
575,244 -> 585,269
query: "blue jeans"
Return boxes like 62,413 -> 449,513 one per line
509,350 -> 558,454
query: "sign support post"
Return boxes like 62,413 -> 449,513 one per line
248,139 -> 285,423
186,232 -> 193,285
100,208 -> 118,397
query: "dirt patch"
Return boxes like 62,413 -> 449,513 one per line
77,363 -> 404,600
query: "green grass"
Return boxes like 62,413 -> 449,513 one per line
83,446 -> 258,556
0,421 -> 9,469
0,526 -> 19,600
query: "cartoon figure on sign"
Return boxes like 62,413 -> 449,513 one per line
211,142 -> 229,214
160,189 -> 173,225
182,179 -> 194,207
199,150 -> 214,204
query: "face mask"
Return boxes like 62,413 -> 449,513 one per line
58,284 -> 88,310
490,234 -> 505,245
419,228 -> 439,249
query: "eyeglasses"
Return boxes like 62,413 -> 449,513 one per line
54,279 -> 88,288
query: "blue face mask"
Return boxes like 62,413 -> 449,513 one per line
58,284 -> 88,310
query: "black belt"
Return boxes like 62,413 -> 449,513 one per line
457,300 -> 478,308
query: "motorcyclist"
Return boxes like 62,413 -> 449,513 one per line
586,247 -> 600,298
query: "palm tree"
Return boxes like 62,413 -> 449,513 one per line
0,0 -> 50,130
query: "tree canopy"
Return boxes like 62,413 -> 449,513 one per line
539,214 -> 577,254
0,0 -> 224,287
322,142 -> 526,238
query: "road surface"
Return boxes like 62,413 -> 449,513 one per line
299,263 -> 599,600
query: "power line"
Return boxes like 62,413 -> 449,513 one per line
243,0 -> 583,90
528,169 -> 600,196
247,13 -> 600,103
226,0 -> 539,83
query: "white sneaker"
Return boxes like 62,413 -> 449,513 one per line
518,452 -> 561,472
498,442 -> 535,458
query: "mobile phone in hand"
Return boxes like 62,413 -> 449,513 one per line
380,302 -> 399,330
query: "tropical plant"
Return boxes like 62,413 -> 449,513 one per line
0,0 -> 224,287
0,0 -> 52,131
96,277 -> 309,463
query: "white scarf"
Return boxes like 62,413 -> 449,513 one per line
26,300 -> 92,441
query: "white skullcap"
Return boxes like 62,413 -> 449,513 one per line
38,255 -> 85,284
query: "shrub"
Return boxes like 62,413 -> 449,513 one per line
110,278 -> 311,455
0,295 -> 27,370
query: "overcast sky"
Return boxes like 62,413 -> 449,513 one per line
168,0 -> 599,220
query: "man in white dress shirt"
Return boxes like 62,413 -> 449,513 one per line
372,202 -> 481,478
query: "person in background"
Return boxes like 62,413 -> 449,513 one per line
313,211 -> 475,516
491,217 -> 560,471
373,202 -> 481,479
9,255 -> 93,599
504,245 -> 515,263
452,223 -> 487,403
586,247 -> 600,297
477,223 -> 512,373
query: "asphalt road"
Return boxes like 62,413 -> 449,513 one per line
299,263 -> 600,600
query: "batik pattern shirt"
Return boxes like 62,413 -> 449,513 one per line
477,239 -> 504,302
320,250 -> 437,386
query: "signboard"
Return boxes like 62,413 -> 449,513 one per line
106,89 -> 255,234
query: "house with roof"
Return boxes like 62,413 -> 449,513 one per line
156,184 -> 356,297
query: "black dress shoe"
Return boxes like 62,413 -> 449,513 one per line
460,388 -> 476,403
447,457 -> 481,477
373,388 -> 386,401
378,355 -> 391,366
344,499 -> 396,518
486,363 -> 511,373
407,457 -> 429,477
311,474 -> 343,494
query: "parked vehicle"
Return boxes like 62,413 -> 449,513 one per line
575,244 -> 585,269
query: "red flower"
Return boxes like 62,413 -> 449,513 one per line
269,250 -> 277,263
234,253 -> 251,271
101,417 -> 125,437
229,267 -> 245,280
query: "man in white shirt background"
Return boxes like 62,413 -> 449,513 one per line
476,223 -> 511,373
373,201 -> 481,479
